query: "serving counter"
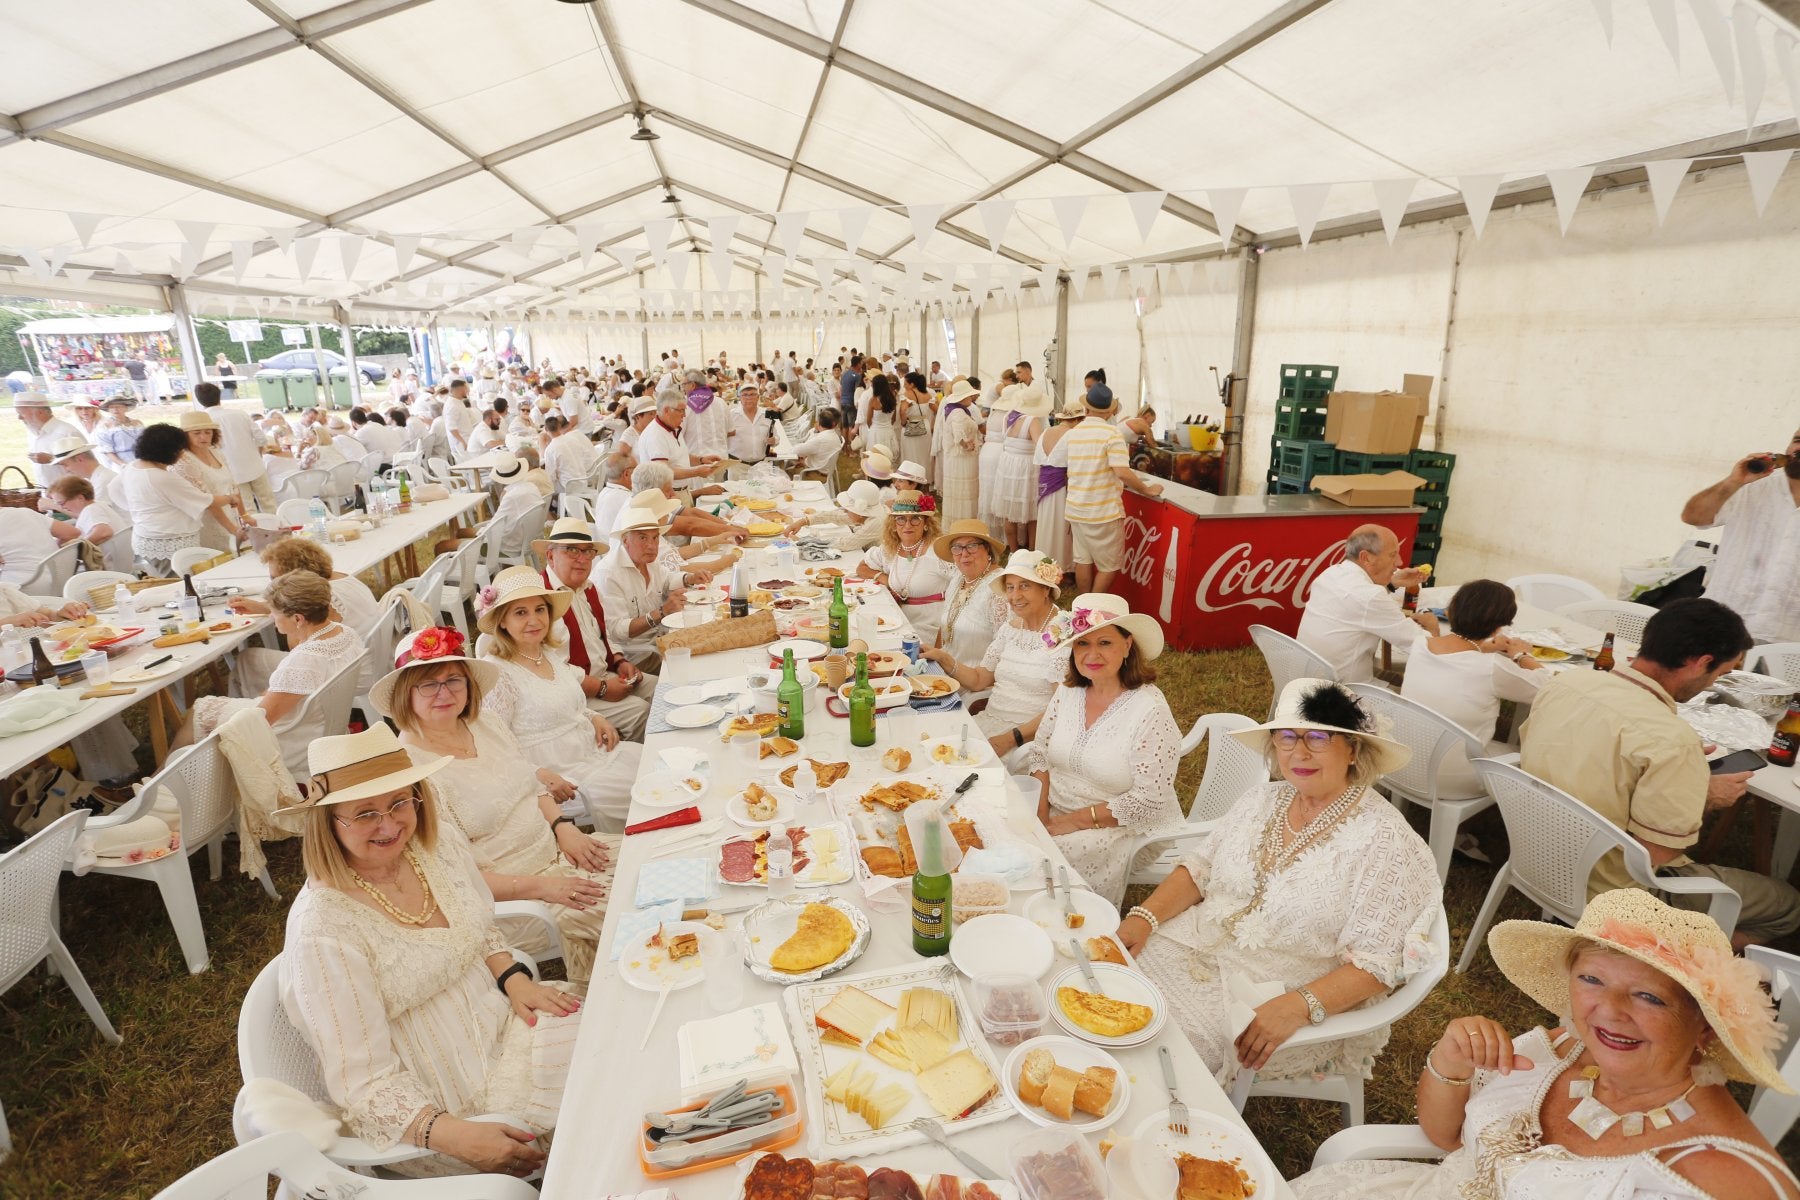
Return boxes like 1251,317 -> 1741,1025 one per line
1110,478 -> 1423,651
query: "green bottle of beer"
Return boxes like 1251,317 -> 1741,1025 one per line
777,647 -> 806,740
910,804 -> 952,957
396,468 -> 411,509
828,576 -> 849,650
848,651 -> 877,747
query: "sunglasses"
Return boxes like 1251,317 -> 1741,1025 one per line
1270,729 -> 1339,752
334,794 -> 419,830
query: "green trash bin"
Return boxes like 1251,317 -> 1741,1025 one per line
284,368 -> 321,409
327,366 -> 354,408
254,370 -> 290,411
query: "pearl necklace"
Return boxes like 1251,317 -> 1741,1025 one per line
351,848 -> 437,926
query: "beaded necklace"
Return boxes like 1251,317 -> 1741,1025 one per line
351,848 -> 437,926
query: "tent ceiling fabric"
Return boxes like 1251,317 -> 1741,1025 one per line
1,0 -> 1796,315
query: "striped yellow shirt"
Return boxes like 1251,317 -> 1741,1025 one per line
1063,417 -> 1129,523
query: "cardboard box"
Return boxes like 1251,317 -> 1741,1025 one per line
1311,470 -> 1428,507
1323,373 -> 1434,453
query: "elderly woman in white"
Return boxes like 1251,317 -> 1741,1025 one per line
926,519 -> 1007,667
1120,678 -> 1439,1083
784,479 -> 888,554
1026,593 -> 1184,904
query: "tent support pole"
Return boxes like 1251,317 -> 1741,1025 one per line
336,305 -> 361,408
1434,229 -> 1467,450
166,284 -> 205,401
1053,271 -> 1070,406
1224,247 -> 1259,496
970,305 -> 981,373
754,277 -> 764,362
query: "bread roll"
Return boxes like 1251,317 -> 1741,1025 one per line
1041,1065 -> 1081,1120
1085,937 -> 1128,965
1073,1066 -> 1117,1117
1017,1047 -> 1054,1106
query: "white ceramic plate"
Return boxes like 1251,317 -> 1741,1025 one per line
838,680 -> 912,710
660,609 -> 714,629
1131,1108 -> 1275,1200
726,785 -> 795,829
112,656 -> 193,684
905,674 -> 961,701
1001,1035 -> 1131,1132
949,913 -> 1054,980
632,769 -> 707,810
1046,962 -> 1168,1048
615,920 -> 709,992
917,736 -> 990,768
663,703 -> 725,729
1023,888 -> 1122,944
769,638 -> 829,662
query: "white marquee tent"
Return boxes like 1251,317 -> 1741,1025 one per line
4,0 -> 1800,586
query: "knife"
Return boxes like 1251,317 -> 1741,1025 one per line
1057,865 -> 1079,928
1041,860 -> 1056,904
1068,938 -> 1106,996
953,772 -> 978,798
913,1116 -> 1000,1181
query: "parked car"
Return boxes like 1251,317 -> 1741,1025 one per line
257,349 -> 388,383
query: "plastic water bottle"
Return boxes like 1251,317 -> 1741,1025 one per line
116,586 -> 137,622
308,497 -> 328,536
765,825 -> 795,898
0,627 -> 26,675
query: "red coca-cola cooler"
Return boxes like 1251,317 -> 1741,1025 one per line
1111,488 -> 1422,652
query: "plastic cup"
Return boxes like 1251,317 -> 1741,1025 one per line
823,653 -> 847,689
79,650 -> 110,686
696,927 -> 745,1013
663,646 -> 691,678
729,732 -> 761,777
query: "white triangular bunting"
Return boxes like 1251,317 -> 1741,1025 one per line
67,212 -> 102,249
1049,195 -> 1089,248
1036,265 -> 1059,295
967,262 -> 993,303
1068,267 -> 1091,299
975,199 -> 1015,253
1125,191 -> 1166,242
1644,158 -> 1693,225
644,218 -> 676,269
1176,260 -> 1200,292
391,233 -> 419,278
267,227 -> 296,257
229,241 -> 253,283
1205,188 -> 1247,249
112,250 -> 132,275
837,208 -> 873,258
511,225 -> 543,257
1126,263 -> 1151,295
17,247 -> 48,277
907,203 -> 947,253
1546,166 -> 1597,234
1590,0 -> 1615,44
338,234 -> 365,279
1371,178 -> 1418,244
176,220 -> 214,258
1155,264 -> 1175,293
574,222 -> 600,272
773,210 -> 808,262
45,247 -> 70,277
1779,33 -> 1800,139
1287,183 -> 1331,247
1733,3 -> 1766,128
1457,174 -> 1505,238
1648,0 -> 1681,66
294,236 -> 321,281
707,214 -> 739,288
1686,0 -> 1736,99
1099,264 -> 1121,297
1743,148 -> 1793,215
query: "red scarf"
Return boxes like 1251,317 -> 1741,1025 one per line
543,568 -> 624,675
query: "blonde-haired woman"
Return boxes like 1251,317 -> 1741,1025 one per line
279,726 -> 579,1178
476,565 -> 641,830
171,409 -> 239,553
376,626 -> 613,983
855,490 -> 953,646
229,535 -> 379,632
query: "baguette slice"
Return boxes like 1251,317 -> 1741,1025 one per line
1073,1066 -> 1117,1117
1016,1046 -> 1055,1106
1041,1065 -> 1081,1120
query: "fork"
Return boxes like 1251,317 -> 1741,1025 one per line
912,1116 -> 1000,1180
1158,1044 -> 1190,1135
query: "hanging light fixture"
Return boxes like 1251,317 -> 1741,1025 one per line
631,112 -> 659,142
661,187 -> 679,205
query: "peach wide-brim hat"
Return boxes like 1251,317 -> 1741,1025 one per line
476,564 -> 573,635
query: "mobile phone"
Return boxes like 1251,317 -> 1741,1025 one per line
1708,748 -> 1767,774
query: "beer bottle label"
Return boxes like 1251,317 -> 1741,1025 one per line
829,613 -> 847,641
911,896 -> 947,942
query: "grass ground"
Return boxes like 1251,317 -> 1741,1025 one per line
0,465 -> 1794,1195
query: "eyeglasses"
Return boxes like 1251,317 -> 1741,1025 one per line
413,676 -> 469,698
1270,729 -> 1338,752
949,541 -> 988,554
554,546 -> 599,559
333,795 -> 418,830
893,515 -> 925,524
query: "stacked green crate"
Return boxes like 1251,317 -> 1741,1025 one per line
1407,449 -> 1456,561
1273,363 -> 1337,440
1266,435 -> 1337,495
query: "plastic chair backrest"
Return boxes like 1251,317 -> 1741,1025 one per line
19,542 -> 81,594
1506,573 -> 1606,611
361,594 -> 416,678
1248,624 -> 1337,714
170,546 -> 222,577
151,1130 -> 539,1200
0,810 -> 88,988
275,469 -> 327,504
142,734 -> 237,852
1348,684 -> 1485,803
1555,599 -> 1658,645
290,652 -> 366,747
1471,758 -> 1645,923
1742,945 -> 1800,1143
445,526 -> 489,595
1750,643 -> 1800,688
325,461 -> 361,501
501,498 -> 550,561
63,569 -> 136,604
1182,713 -> 1267,826
559,492 -> 594,524
237,958 -> 329,1102
407,551 -> 458,612
358,450 -> 383,481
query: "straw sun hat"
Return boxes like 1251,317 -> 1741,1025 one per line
476,564 -> 572,636
273,724 -> 447,819
932,518 -> 1004,563
530,516 -> 608,559
1056,591 -> 1166,662
1230,677 -> 1411,777
369,626 -> 499,720
177,410 -> 218,433
988,547 -> 1063,593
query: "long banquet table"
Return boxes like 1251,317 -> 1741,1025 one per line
543,532 -> 1292,1199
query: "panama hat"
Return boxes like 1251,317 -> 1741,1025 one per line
861,448 -> 895,480
1007,386 -> 1053,420
530,516 -> 608,558
835,479 -> 888,519
932,518 -> 1004,564
887,490 -> 934,517
1229,677 -> 1411,776
628,394 -> 658,417
477,564 -> 573,635
1488,888 -> 1791,1092
630,489 -> 682,522
490,451 -> 525,481
13,391 -> 53,408
177,410 -> 218,433
988,547 -> 1063,594
614,504 -> 667,534
48,436 -> 97,463
369,626 -> 500,720
893,459 -> 929,485
1054,591 -> 1165,661
274,724 -> 447,818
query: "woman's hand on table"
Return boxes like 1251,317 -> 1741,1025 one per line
1118,913 -> 1153,956
537,770 -> 577,803
439,1118 -> 547,1176
538,871 -> 607,909
1233,991 -> 1310,1070
555,824 -> 611,873
230,597 -> 271,616
1430,1016 -> 1532,1080
7,609 -> 54,628
592,716 -> 619,751
502,972 -> 581,1026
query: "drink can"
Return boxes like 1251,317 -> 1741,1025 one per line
900,635 -> 920,662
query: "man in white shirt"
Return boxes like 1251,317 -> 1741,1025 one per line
1681,426 -> 1800,642
14,392 -> 79,487
486,453 -> 545,560
598,505 -> 708,669
679,371 -> 730,461
542,416 -> 599,492
638,393 -> 723,496
193,382 -> 274,511
728,386 -> 771,465
544,377 -> 588,438
1296,524 -> 1438,683
589,458 -> 636,539
0,506 -> 64,587
929,360 -> 949,389
464,406 -> 507,456
443,378 -> 478,453
790,408 -> 843,476
47,437 -> 124,511
536,518 -> 655,740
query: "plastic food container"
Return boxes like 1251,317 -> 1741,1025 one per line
953,872 -> 1010,921
637,1070 -> 802,1179
1009,1125 -> 1108,1200
971,972 -> 1047,1047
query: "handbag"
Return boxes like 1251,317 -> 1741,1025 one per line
0,464 -> 41,510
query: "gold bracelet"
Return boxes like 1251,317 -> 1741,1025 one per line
1090,805 -> 1102,829
1424,1047 -> 1472,1087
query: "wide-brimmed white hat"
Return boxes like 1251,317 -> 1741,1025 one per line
628,394 -> 658,417
177,410 -> 218,433
989,547 -> 1063,594
1229,677 -> 1410,776
68,395 -> 104,411
275,724 -> 447,816
861,448 -> 894,480
1489,888 -> 1792,1092
490,451 -> 525,481
530,516 -> 608,558
932,518 -> 1004,564
477,564 -> 574,635
1007,385 -> 1052,419
369,626 -> 499,719
630,489 -> 682,522
942,379 -> 978,404
48,436 -> 97,462
835,479 -> 887,519
894,459 -> 928,484
1055,591 -> 1164,661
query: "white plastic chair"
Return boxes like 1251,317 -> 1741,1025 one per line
1455,757 -> 1741,974
1347,684 -> 1488,883
495,497 -> 550,566
1311,1123 -> 1444,1168
273,468 -> 327,506
1506,572 -> 1606,611
397,552 -> 459,636
1555,598 -> 1658,645
2,811 -> 121,1044
1248,624 -> 1337,717
1743,945 -> 1800,1144
1749,642 -> 1800,687
77,732 -> 280,974
18,542 -> 81,595
357,449 -> 383,483
558,491 -> 595,524
279,652 -> 366,781
1126,713 -> 1266,887
434,525 -> 493,634
153,1130 -> 538,1200
353,593 -> 416,718
1229,905 -> 1451,1130
63,569 -> 137,605
323,461 -> 362,514
171,546 -> 223,577
274,498 -> 313,529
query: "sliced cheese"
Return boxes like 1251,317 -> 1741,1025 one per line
896,987 -> 957,1043
866,1029 -> 913,1073
895,1023 -> 955,1074
917,1049 -> 996,1119
815,984 -> 894,1046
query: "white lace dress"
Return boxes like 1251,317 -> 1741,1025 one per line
1134,781 -> 1440,1080
280,832 -> 581,1176
993,411 -> 1038,524
173,451 -> 237,552
1026,683 -> 1184,903
937,569 -> 1007,663
974,612 -> 1072,773
1293,1028 -> 1800,1200
406,717 -> 618,984
483,656 -> 643,829
862,544 -> 956,648
195,621 -> 367,782
977,413 -> 1008,539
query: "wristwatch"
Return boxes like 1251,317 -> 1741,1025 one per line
1297,986 -> 1327,1025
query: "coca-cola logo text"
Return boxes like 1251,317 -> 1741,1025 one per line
1120,515 -> 1164,589
1195,540 -> 1347,614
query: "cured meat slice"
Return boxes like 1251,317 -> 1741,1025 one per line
925,1175 -> 963,1200
865,1167 -> 925,1200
